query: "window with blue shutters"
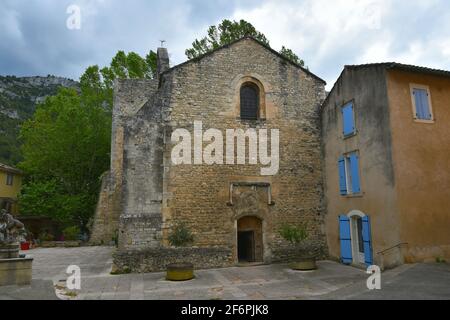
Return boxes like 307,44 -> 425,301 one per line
342,102 -> 356,137
338,152 -> 362,196
411,85 -> 434,121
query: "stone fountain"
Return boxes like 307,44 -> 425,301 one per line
0,209 -> 33,286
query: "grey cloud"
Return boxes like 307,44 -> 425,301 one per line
1,0 -> 449,89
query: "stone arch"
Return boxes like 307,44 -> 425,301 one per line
347,210 -> 367,218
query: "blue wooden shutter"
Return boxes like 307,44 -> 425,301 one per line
342,103 -> 355,136
349,153 -> 361,194
339,215 -> 352,264
413,88 -> 431,120
338,157 -> 347,195
362,216 -> 373,266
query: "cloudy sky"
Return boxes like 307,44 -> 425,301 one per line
1,0 -> 450,89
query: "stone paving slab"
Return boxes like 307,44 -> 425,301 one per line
0,280 -> 58,300
3,246 -> 449,300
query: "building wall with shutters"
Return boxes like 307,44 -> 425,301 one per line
322,65 -> 403,269
386,70 -> 450,263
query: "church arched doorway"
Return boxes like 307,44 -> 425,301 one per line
237,216 -> 263,263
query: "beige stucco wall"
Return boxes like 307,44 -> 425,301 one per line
386,70 -> 450,262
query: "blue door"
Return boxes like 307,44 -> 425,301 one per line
362,216 -> 373,266
339,215 -> 352,264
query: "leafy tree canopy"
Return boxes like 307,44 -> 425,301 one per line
279,46 -> 305,67
185,19 -> 305,67
18,50 -> 156,228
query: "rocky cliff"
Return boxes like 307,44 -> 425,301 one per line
0,75 -> 78,165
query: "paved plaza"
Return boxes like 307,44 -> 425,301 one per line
0,246 -> 449,300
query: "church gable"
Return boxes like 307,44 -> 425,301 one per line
163,37 -> 325,85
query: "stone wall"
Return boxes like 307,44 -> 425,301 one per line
158,38 -> 327,264
271,241 -> 329,263
90,79 -> 159,245
113,247 -> 233,273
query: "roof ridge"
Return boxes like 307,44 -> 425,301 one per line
344,62 -> 450,75
0,163 -> 22,174
322,61 -> 450,110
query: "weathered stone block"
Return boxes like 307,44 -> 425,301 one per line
0,257 -> 33,286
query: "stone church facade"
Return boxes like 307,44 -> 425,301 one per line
90,37 -> 328,272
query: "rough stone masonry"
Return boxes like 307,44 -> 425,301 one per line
90,37 -> 328,272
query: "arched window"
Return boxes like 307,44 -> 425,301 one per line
240,83 -> 259,120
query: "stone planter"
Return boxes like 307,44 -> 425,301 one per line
41,241 -> 57,248
41,241 -> 81,248
63,241 -> 82,248
0,257 -> 33,286
290,256 -> 317,271
166,263 -> 195,281
0,244 -> 20,259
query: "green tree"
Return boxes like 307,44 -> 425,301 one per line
18,88 -> 111,227
18,50 -> 157,228
185,19 -> 305,67
185,19 -> 269,59
279,46 -> 305,67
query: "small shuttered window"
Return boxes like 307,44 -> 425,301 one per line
412,87 -> 432,121
240,84 -> 259,120
342,102 -> 356,137
338,152 -> 361,196
348,153 -> 361,194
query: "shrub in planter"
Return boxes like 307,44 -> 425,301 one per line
62,226 -> 81,241
39,231 -> 55,242
168,222 -> 194,247
166,222 -> 195,281
279,223 -> 317,271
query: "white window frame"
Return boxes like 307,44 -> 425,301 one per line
347,210 -> 367,265
6,173 -> 14,186
410,83 -> 435,123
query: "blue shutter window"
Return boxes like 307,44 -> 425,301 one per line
362,216 -> 373,266
339,215 -> 353,265
342,102 -> 356,137
338,157 -> 347,195
349,153 -> 361,194
413,88 -> 432,120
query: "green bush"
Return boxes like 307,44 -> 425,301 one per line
168,222 -> 194,247
63,226 -> 80,241
39,231 -> 54,242
436,257 -> 447,263
279,223 -> 309,245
